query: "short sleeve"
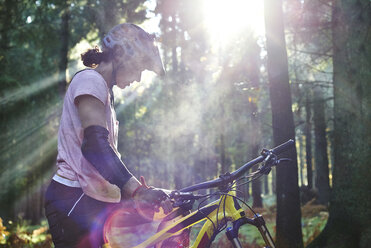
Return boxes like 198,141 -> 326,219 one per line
70,70 -> 108,105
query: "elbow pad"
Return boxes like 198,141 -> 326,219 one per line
81,125 -> 132,189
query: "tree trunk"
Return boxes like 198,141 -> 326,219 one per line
271,167 -> 276,195
0,0 -> 12,50
305,94 -> 313,189
171,13 -> 178,73
298,135 -> 305,186
263,175 -> 269,195
251,141 -> 262,208
250,102 -> 263,208
264,0 -> 304,247
252,165 -> 263,208
246,36 -> 263,204
313,87 -> 331,205
219,134 -> 227,174
134,101 -> 141,176
308,0 -> 371,247
58,0 -> 70,96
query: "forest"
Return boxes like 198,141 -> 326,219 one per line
0,0 -> 370,247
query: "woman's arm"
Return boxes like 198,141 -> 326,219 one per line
76,95 -> 141,193
77,95 -> 172,213
76,94 -> 107,128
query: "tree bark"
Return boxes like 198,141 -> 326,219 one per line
251,102 -> 263,208
264,0 -> 304,247
171,13 -> 178,73
263,175 -> 269,195
305,94 -> 313,188
219,134 -> 227,174
252,165 -> 263,208
246,37 -> 263,204
58,0 -> 70,96
298,135 -> 305,186
271,166 -> 276,195
134,101 -> 141,176
0,0 -> 12,50
313,87 -> 331,205
308,0 -> 371,247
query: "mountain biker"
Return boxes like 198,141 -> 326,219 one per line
44,23 -> 172,248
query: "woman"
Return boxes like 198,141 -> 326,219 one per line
44,23 -> 172,248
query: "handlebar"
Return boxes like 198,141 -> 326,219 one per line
179,139 -> 294,192
271,139 -> 295,154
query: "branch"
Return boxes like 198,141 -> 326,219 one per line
301,63 -> 333,74
288,48 -> 332,57
291,80 -> 333,88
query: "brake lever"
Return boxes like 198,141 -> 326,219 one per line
170,191 -> 205,208
258,151 -> 277,175
258,157 -> 292,175
170,191 -> 204,200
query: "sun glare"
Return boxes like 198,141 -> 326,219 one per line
202,0 -> 265,45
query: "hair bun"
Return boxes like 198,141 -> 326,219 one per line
81,46 -> 105,68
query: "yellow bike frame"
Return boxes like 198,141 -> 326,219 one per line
104,190 -> 274,248
133,191 -> 241,248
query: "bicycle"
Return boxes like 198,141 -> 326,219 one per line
103,139 -> 295,248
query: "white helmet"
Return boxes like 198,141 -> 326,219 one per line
103,23 -> 165,76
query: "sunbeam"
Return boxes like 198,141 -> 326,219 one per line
0,73 -> 63,106
0,135 -> 57,185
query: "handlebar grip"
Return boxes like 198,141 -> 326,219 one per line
271,139 -> 295,154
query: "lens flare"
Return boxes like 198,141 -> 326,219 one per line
103,204 -> 160,247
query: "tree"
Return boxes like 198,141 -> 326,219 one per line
264,0 -> 304,247
305,93 -> 314,189
313,86 -> 331,205
308,0 -> 371,247
58,0 -> 70,96
246,38 -> 264,208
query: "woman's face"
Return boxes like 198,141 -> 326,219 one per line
115,63 -> 143,89
116,60 -> 145,89
111,46 -> 146,89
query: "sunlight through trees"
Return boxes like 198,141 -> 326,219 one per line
0,0 -> 370,247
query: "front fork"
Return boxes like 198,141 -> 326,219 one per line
225,214 -> 275,248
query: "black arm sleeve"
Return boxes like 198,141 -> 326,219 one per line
81,125 -> 133,189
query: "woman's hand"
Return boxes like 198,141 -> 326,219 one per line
131,176 -> 173,216
134,186 -> 173,214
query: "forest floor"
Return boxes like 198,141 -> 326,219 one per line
0,199 -> 328,247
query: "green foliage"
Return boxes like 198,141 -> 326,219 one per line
302,213 -> 328,246
0,217 -> 52,247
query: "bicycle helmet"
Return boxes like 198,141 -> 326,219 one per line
103,23 -> 165,76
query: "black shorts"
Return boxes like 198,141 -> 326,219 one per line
44,180 -> 119,248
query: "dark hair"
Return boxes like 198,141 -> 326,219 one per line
80,46 -> 112,67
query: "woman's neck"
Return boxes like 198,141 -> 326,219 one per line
95,61 -> 114,88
